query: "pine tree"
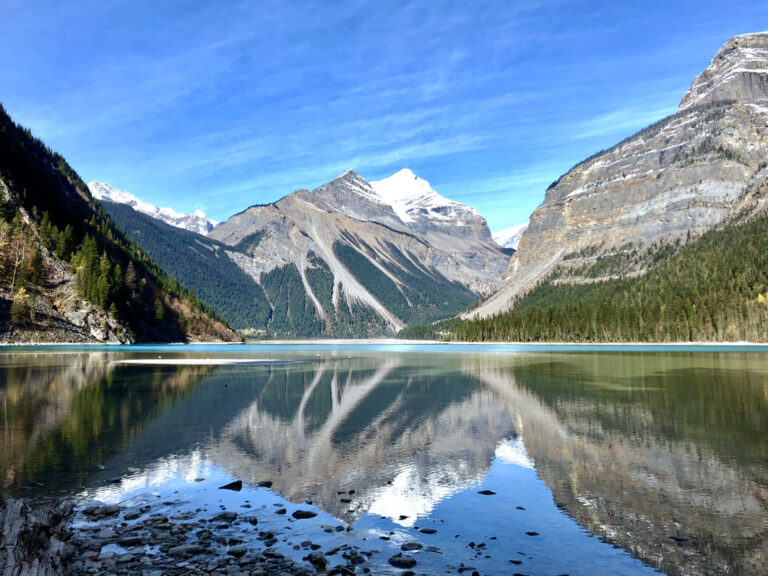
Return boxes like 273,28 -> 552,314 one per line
125,261 -> 138,301
39,212 -> 52,248
56,224 -> 74,261
28,246 -> 44,286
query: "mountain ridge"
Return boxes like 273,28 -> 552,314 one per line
96,168 -> 507,337
88,181 -> 216,236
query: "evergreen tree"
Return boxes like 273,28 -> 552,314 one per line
27,246 -> 44,286
125,261 -> 138,301
56,224 -> 74,261
154,298 -> 164,321
39,212 -> 52,248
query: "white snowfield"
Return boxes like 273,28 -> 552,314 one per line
370,168 -> 480,227
88,181 -> 216,236
492,222 -> 529,250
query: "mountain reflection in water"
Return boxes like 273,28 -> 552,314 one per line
1,348 -> 766,575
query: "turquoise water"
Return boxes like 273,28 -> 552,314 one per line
6,342 -> 768,353
2,345 -> 766,574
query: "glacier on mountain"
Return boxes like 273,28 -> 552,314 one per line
492,222 -> 529,250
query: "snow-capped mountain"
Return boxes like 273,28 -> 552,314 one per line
88,182 -> 216,235
370,169 -> 491,239
208,169 -> 509,336
492,222 -> 529,250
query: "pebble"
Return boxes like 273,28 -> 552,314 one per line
82,504 -> 120,518
168,544 -> 205,556
227,546 -> 247,558
306,551 -> 327,568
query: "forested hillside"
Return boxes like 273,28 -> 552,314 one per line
450,212 -> 768,342
101,202 -> 270,330
0,104 -> 238,343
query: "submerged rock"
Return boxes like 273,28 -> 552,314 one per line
306,550 -> 327,568
168,544 -> 205,556
82,503 -> 120,517
388,553 -> 417,568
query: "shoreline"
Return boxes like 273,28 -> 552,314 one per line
3,338 -> 768,349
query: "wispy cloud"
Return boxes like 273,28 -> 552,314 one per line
1,0 -> 763,227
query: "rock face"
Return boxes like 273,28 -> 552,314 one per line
88,182 -> 216,236
680,32 -> 768,111
210,169 -> 508,335
0,497 -> 74,576
469,32 -> 768,319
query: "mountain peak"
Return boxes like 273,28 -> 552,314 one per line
334,168 -> 364,182
370,169 -> 437,222
679,31 -> 768,111
88,182 -> 216,235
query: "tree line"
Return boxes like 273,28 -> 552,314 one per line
450,213 -> 768,342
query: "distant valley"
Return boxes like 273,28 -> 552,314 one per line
5,32 -> 768,344
90,169 -> 509,338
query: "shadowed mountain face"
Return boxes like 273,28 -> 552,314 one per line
470,31 -> 768,319
2,349 -> 765,575
0,106 -> 237,343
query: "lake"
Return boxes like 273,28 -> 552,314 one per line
1,344 -> 766,575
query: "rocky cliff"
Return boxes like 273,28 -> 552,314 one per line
469,32 -> 768,319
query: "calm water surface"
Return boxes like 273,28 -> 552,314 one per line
1,345 -> 766,575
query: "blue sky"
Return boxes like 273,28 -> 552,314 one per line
1,1 -> 767,231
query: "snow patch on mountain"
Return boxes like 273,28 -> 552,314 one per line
493,222 -> 529,250
88,182 -> 216,235
370,168 -> 481,226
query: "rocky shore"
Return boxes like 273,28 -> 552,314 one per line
1,491 -> 434,576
